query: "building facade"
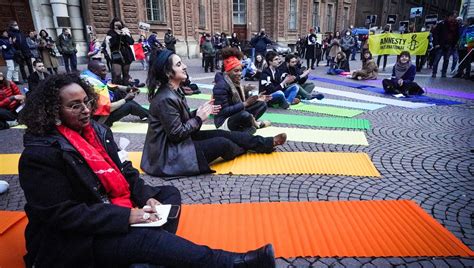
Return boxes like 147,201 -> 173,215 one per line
0,0 -> 357,61
355,0 -> 462,31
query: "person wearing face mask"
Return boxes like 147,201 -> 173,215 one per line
8,21 -> 34,83
142,49 -> 286,178
56,28 -> 77,73
213,47 -> 273,134
340,30 -> 355,63
28,60 -> 50,93
0,72 -> 24,129
382,51 -> 424,96
106,18 -> 135,86
0,29 -> 21,84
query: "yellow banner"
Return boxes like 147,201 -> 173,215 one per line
368,32 -> 429,56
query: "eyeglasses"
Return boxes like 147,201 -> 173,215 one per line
63,99 -> 95,113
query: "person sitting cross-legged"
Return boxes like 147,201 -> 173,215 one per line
81,60 -> 149,126
279,53 -> 324,100
382,51 -> 424,97
350,50 -> 378,80
213,47 -> 272,134
259,51 -> 300,109
0,72 -> 24,129
141,49 -> 286,178
327,51 -> 350,75
18,73 -> 277,268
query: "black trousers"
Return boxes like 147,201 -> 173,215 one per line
226,101 -> 266,132
416,55 -> 427,72
204,55 -> 215,72
377,54 -> 388,70
93,186 -> 238,267
0,108 -> 17,130
456,49 -> 472,77
382,79 -> 423,95
192,129 -> 273,165
104,100 -> 149,127
306,58 -> 315,68
19,57 -> 33,81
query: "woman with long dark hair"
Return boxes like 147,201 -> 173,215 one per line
38,29 -> 59,74
105,18 -> 134,85
350,50 -> 378,80
141,49 -> 286,177
18,73 -> 276,267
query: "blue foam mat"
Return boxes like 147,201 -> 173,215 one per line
309,76 -> 463,106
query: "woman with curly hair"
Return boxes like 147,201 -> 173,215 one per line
212,47 -> 273,133
18,73 -> 276,267
141,49 -> 286,178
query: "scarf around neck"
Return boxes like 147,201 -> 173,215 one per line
394,61 -> 411,79
56,124 -> 133,208
223,73 -> 245,103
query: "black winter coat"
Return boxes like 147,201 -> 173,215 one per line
258,67 -> 285,94
141,85 -> 210,177
212,72 -> 246,128
19,121 -> 160,268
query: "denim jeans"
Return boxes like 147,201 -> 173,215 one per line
284,84 -> 299,103
5,59 -> 20,82
432,47 -> 455,76
327,68 -> 344,75
63,53 -> 77,73
269,90 -> 288,107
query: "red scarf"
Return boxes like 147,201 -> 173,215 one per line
56,124 -> 133,208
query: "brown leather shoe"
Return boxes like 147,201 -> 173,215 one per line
291,98 -> 300,105
273,133 -> 287,146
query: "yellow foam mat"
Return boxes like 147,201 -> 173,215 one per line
1,152 -> 379,177
210,152 -> 380,177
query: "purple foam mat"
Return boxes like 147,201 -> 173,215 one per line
425,88 -> 474,100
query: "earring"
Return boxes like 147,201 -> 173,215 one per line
55,118 -> 62,126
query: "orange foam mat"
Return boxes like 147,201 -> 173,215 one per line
176,200 -> 474,258
210,152 -> 381,177
0,211 -> 28,268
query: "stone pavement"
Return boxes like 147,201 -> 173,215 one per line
0,57 -> 473,267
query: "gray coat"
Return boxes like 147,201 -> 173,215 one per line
141,85 -> 210,177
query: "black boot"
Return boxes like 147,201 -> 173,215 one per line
233,244 -> 275,268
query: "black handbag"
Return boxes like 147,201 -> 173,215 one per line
111,36 -> 124,62
111,50 -> 123,62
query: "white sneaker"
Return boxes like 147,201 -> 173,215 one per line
6,120 -> 19,127
0,180 -> 9,194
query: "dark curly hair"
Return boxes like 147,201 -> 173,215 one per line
146,49 -> 176,100
19,74 -> 97,136
220,47 -> 243,72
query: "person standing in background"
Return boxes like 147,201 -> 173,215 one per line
26,31 -> 40,61
57,28 -> 77,73
8,21 -> 34,83
164,28 -> 177,52
38,30 -> 59,75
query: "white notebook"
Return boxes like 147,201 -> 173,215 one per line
131,204 -> 171,227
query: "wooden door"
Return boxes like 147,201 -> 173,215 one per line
233,25 -> 247,41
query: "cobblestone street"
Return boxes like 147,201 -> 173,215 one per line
1,58 -> 473,267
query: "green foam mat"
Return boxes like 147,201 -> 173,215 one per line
139,87 -> 212,100
260,113 -> 371,130
290,103 -> 365,117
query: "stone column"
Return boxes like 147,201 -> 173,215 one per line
50,0 -> 69,36
67,0 -> 87,59
29,0 -> 56,38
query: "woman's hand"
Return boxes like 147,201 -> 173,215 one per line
258,91 -> 272,102
146,198 -> 161,208
244,95 -> 258,107
196,99 -> 220,121
128,205 -> 159,224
